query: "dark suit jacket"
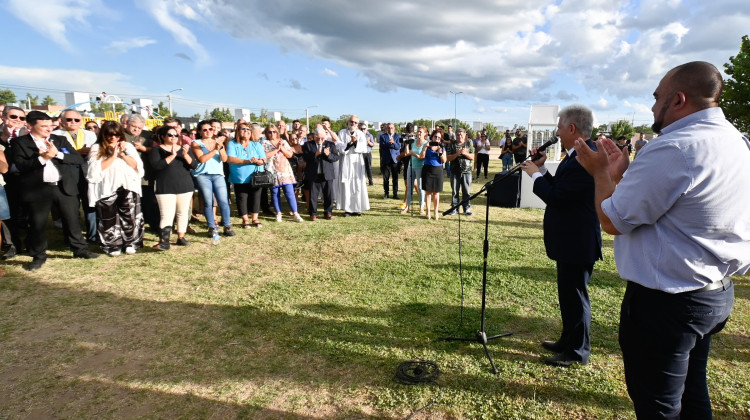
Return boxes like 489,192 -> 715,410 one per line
378,133 -> 401,164
532,142 -> 602,265
302,140 -> 341,181
12,133 -> 84,201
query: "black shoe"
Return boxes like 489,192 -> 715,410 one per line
393,195 -> 399,200
542,340 -> 564,352
2,246 -> 17,260
73,249 -> 99,259
383,193 -> 389,199
544,353 -> 586,367
223,226 -> 236,237
465,211 -> 473,216
25,258 -> 45,271
176,237 -> 190,246
343,212 -> 351,217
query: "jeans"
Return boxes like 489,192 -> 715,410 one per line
405,166 -> 425,208
502,154 -> 514,171
619,280 -> 734,419
272,184 -> 298,213
195,173 -> 231,229
449,172 -> 472,213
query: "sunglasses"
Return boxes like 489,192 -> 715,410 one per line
85,125 -> 98,129
201,128 -> 213,132
166,133 -> 179,138
268,130 -> 278,134
104,133 -> 121,138
239,127 -> 251,131
66,118 -> 81,123
348,121 -> 358,125
8,114 -> 25,121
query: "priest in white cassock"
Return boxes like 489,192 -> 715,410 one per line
336,115 -> 370,216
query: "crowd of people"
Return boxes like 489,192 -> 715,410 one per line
1,107 -> 516,270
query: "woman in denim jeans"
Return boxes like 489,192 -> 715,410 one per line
191,120 -> 235,244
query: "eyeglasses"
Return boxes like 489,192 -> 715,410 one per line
166,133 -> 179,138
85,125 -> 98,129
66,118 -> 81,123
8,114 -> 25,121
201,128 -> 213,132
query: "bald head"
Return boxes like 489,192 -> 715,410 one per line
666,61 -> 723,108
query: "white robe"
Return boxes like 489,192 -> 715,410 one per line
336,129 -> 370,213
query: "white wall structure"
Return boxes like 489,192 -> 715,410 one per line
272,111 -> 282,122
132,98 -> 153,118
235,108 -> 251,121
65,92 -> 91,111
528,105 -> 560,161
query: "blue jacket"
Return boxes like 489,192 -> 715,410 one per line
378,133 -> 401,164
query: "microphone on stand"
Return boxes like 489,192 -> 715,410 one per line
529,137 -> 559,160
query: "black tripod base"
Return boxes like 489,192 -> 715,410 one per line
439,330 -> 513,374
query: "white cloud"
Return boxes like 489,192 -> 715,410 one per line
323,68 -> 338,77
5,0 -> 104,50
135,0 -> 210,65
0,65 -> 144,96
105,37 -> 157,54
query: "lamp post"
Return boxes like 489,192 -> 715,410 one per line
167,88 -> 183,117
450,91 -> 463,130
305,105 -> 319,130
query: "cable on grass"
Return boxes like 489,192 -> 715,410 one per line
394,360 -> 441,419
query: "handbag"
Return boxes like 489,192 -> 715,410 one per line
251,168 -> 275,188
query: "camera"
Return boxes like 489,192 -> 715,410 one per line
429,141 -> 441,147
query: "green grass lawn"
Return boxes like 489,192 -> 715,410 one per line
1,157 -> 748,419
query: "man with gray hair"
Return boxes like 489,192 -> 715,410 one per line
445,127 -> 474,216
520,104 -> 602,367
302,127 -> 341,220
53,109 -> 98,242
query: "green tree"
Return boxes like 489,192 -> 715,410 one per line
633,124 -> 653,134
154,101 -> 175,118
610,120 -> 635,140
0,89 -> 17,104
209,107 -> 233,122
26,93 -> 39,106
191,112 -> 202,119
91,101 -> 126,113
722,35 -> 750,133
41,95 -> 57,106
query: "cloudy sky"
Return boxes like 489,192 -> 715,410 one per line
2,0 -> 749,128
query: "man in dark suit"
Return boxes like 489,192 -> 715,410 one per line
378,123 -> 401,199
520,104 -> 602,367
12,111 -> 98,271
302,127 -> 341,220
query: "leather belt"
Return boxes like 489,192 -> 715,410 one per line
692,277 -> 732,293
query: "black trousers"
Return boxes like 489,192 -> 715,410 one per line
141,181 -> 160,231
380,160 -> 399,196
556,261 -> 594,362
234,182 -> 261,216
23,184 -> 88,261
619,281 -> 733,419
309,175 -> 333,216
476,153 -> 489,177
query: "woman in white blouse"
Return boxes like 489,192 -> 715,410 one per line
86,121 -> 145,256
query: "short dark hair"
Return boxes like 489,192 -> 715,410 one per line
2,105 -> 24,118
321,117 -> 331,123
26,110 -> 52,126
669,61 -> 723,105
292,119 -> 300,124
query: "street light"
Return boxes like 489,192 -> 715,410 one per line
450,91 -> 463,131
306,105 -> 319,130
167,88 -> 183,117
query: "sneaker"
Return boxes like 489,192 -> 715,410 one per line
124,246 -> 136,255
107,250 -> 121,257
447,210 -> 458,216
398,203 -> 407,209
465,210 -> 473,216
293,213 -> 304,222
176,237 -> 190,246
223,226 -> 236,237
276,213 -> 283,222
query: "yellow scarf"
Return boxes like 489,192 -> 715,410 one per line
64,128 -> 87,150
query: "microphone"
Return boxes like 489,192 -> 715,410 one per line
530,137 -> 559,160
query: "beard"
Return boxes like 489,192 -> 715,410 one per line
651,101 -> 670,134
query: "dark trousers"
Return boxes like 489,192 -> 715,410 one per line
23,184 -> 88,261
4,175 -> 25,252
309,175 -> 333,216
381,160 -> 399,196
77,176 -> 97,242
619,281 -> 734,419
363,152 -> 373,185
476,153 -> 489,177
556,261 -> 594,362
95,188 -> 144,254
141,181 -> 160,231
234,182 -> 261,216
